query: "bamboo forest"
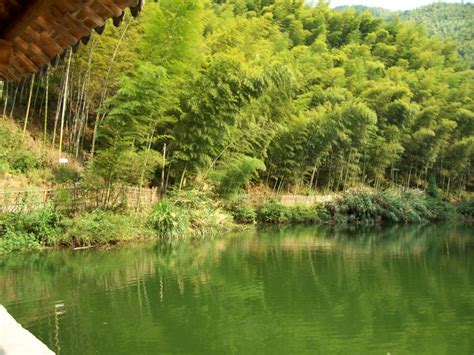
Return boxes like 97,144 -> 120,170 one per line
0,1 -> 473,354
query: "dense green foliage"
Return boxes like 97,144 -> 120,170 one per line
88,1 -> 474,194
2,0 -> 473,196
457,198 -> 474,218
324,189 -> 456,224
0,206 -> 63,253
401,3 -> 474,66
0,1 -> 473,253
0,120 -> 42,177
336,3 -> 474,66
243,189 -> 456,225
256,201 -> 319,224
64,210 -> 150,247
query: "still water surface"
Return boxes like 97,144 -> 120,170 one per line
1,225 -> 473,354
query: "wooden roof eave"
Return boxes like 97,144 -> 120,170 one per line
0,0 -> 144,82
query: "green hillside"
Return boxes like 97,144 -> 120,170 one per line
401,3 -> 474,65
335,3 -> 474,65
334,5 -> 395,18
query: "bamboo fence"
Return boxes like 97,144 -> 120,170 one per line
0,186 -> 159,213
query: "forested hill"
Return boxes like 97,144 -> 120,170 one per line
335,3 -> 474,66
401,3 -> 474,65
1,0 -> 473,195
333,5 -> 395,18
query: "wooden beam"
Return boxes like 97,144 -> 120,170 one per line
0,39 -> 12,65
1,0 -> 57,41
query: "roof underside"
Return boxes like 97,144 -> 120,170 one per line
0,0 -> 142,82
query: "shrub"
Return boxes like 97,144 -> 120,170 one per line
187,205 -> 234,238
168,189 -> 214,209
54,165 -> 81,184
256,201 -> 288,224
314,203 -> 331,223
0,206 -> 65,253
457,199 -> 474,218
229,204 -> 256,224
10,151 -> 40,173
65,210 -> 148,247
424,197 -> 456,221
286,205 -> 318,224
212,156 -> 266,198
225,196 -> 256,224
426,176 -> 440,199
1,206 -> 65,246
0,230 -> 40,254
149,191 -> 236,240
256,201 -> 322,224
323,190 -> 456,225
20,207 -> 65,244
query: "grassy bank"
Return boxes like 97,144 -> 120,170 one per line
0,190 -> 236,254
0,188 -> 471,255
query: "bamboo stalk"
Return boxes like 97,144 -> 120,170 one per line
43,70 -> 49,145
22,73 -> 35,137
9,82 -> 19,118
58,50 -> 73,160
2,82 -> 8,118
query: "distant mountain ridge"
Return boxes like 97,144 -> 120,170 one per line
335,3 -> 474,65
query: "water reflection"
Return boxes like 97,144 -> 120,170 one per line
0,224 -> 473,354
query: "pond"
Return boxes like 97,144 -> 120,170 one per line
1,224 -> 473,354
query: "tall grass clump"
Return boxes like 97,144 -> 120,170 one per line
148,199 -> 190,240
148,190 -> 235,240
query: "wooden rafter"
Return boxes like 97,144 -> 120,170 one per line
0,0 -> 144,82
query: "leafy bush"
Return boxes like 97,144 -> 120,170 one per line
256,201 -> 321,224
1,207 -> 64,245
0,206 -> 65,253
20,207 -> 65,244
256,201 -> 288,224
225,196 -> 256,224
0,230 -> 40,254
426,176 -> 440,199
65,210 -> 149,247
212,156 -> 266,198
10,151 -> 40,173
286,205 -> 318,224
54,165 -> 81,184
0,160 -> 10,175
187,205 -> 234,238
457,199 -> 474,218
169,189 -> 214,209
229,204 -> 256,224
323,190 -> 456,225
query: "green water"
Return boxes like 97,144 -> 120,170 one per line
1,225 -> 473,354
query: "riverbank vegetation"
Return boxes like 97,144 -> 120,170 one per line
0,1 -> 473,253
1,186 -> 470,254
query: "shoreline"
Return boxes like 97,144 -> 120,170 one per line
0,189 -> 471,255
